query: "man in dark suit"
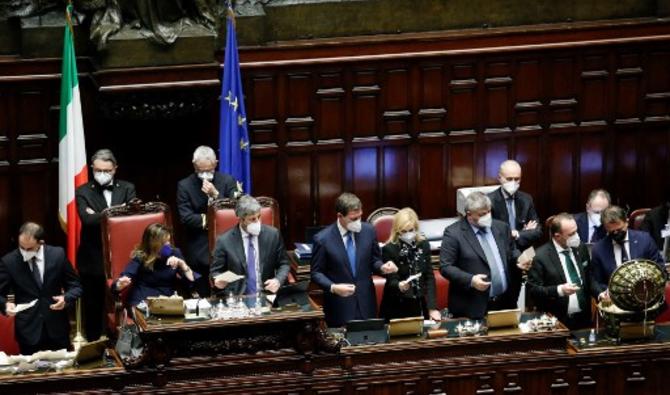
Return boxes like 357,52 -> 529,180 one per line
211,195 -> 290,295
311,193 -> 398,327
177,145 -> 238,297
574,189 -> 610,244
75,149 -> 135,341
591,205 -> 665,302
488,159 -> 542,251
527,213 -> 592,329
640,201 -> 670,261
440,191 -> 526,320
0,222 -> 82,355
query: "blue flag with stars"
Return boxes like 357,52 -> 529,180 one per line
219,3 -> 251,194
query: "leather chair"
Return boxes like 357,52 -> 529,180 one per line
654,283 -> 670,323
373,275 -> 386,315
433,269 -> 450,311
101,199 -> 171,334
628,208 -> 650,230
456,185 -> 500,216
366,207 -> 399,243
0,314 -> 20,355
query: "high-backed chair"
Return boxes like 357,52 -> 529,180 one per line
545,215 -> 555,240
101,199 -> 171,333
367,207 -> 399,243
456,185 -> 500,216
207,196 -> 280,251
628,208 -> 650,230
0,315 -> 20,355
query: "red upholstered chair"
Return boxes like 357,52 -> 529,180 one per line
372,275 -> 386,315
101,199 -> 171,334
433,269 -> 449,311
0,314 -> 20,355
628,208 -> 650,230
367,207 -> 399,243
655,283 -> 670,323
545,215 -> 555,240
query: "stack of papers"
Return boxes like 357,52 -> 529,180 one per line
294,243 -> 313,260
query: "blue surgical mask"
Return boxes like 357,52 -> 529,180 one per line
159,244 -> 173,259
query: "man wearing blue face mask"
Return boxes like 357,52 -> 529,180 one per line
211,195 -> 289,296
177,145 -> 238,297
440,192 -> 527,320
488,159 -> 542,251
0,222 -> 82,355
75,149 -> 135,341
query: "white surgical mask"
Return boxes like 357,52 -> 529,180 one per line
346,219 -> 362,233
566,233 -> 581,248
246,221 -> 261,236
501,180 -> 520,196
399,231 -> 416,244
588,211 -> 602,227
198,172 -> 214,181
477,213 -> 492,228
20,248 -> 38,262
94,171 -> 113,186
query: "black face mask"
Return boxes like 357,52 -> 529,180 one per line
610,230 -> 626,243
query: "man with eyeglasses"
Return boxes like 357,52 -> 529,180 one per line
75,149 -> 135,341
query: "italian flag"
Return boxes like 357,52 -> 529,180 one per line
58,4 -> 87,268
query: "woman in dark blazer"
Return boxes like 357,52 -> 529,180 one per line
113,223 -> 199,306
380,208 -> 441,321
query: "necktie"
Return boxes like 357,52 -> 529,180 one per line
30,257 -> 42,288
561,250 -> 587,311
590,226 -> 598,243
246,235 -> 257,295
506,197 -> 516,230
618,240 -> 629,263
346,232 -> 356,278
477,229 -> 504,297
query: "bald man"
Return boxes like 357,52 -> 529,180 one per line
488,160 -> 542,251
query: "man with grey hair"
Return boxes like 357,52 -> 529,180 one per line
311,192 -> 398,327
574,189 -> 611,244
75,148 -> 135,340
0,222 -> 82,354
440,191 -> 527,319
590,205 -> 664,303
488,159 -> 542,250
210,195 -> 289,295
177,145 -> 238,296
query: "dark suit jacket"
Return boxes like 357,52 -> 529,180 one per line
527,241 -> 592,326
210,224 -> 290,295
488,187 -> 542,250
574,211 -> 606,244
590,229 -> 665,296
640,203 -> 670,251
76,180 -> 136,276
439,218 -> 521,320
0,246 -> 82,347
177,172 -> 237,269
311,222 -> 383,327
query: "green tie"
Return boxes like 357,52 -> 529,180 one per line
561,250 -> 587,311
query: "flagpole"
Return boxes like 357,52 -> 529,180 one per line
72,298 -> 87,349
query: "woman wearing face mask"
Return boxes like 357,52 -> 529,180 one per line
113,223 -> 199,306
379,208 -> 441,322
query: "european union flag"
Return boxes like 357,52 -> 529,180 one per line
219,3 -> 251,194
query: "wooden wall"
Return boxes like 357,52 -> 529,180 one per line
0,19 -> 669,254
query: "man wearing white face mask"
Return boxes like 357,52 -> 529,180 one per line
527,213 -> 592,329
311,193 -> 398,327
211,195 -> 290,296
440,192 -> 525,320
0,222 -> 82,355
574,189 -> 610,244
75,148 -> 135,341
178,145 -> 238,297
488,159 -> 542,251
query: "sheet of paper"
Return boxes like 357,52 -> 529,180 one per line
265,294 -> 277,304
214,271 -> 245,283
13,299 -> 37,314
518,247 -> 536,263
406,273 -> 422,283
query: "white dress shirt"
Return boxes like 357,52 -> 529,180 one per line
553,239 -> 582,315
240,225 -> 261,291
29,245 -> 46,283
337,220 -> 355,248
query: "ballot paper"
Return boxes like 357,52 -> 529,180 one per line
11,299 -> 37,314
406,273 -> 422,283
518,247 -> 536,263
214,271 -> 245,283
